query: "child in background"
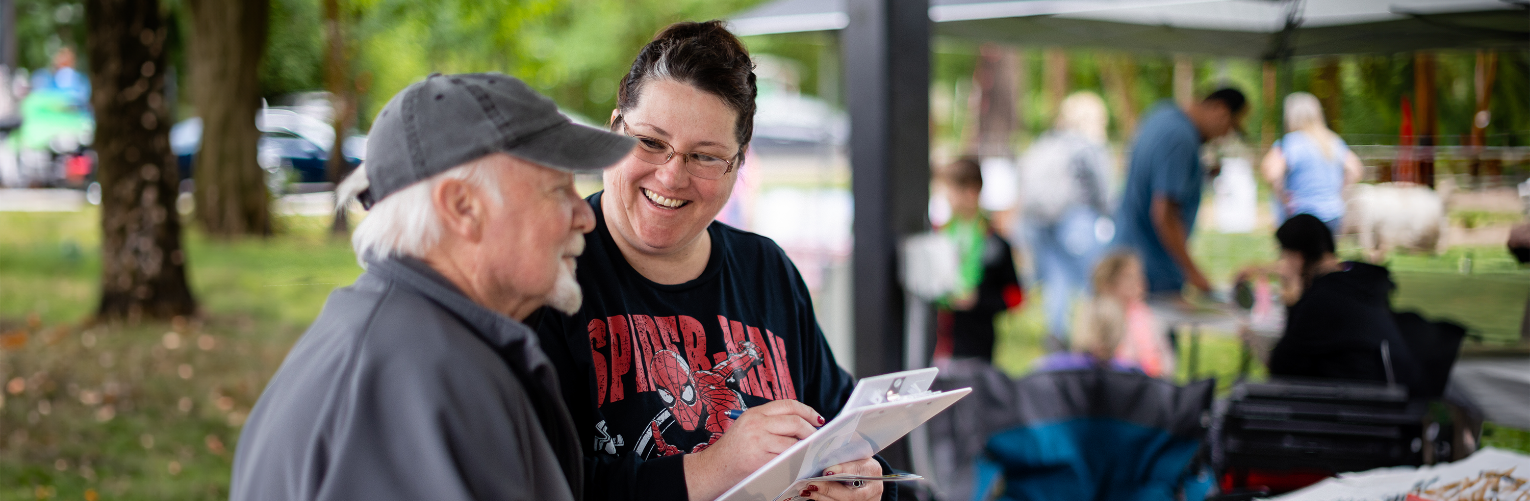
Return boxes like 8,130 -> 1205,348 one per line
1035,251 -> 1171,375
1035,289 -> 1136,372
932,157 -> 1024,364
1092,252 -> 1175,378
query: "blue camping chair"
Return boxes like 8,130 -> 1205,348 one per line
927,360 -> 1215,501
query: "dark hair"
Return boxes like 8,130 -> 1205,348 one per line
1276,214 -> 1336,283
614,20 -> 757,166
942,157 -> 983,189
1203,88 -> 1248,117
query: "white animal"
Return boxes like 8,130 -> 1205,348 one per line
1344,182 -> 1448,262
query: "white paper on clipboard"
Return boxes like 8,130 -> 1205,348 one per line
714,369 -> 971,501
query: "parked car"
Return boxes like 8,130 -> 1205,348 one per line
171,107 -> 364,195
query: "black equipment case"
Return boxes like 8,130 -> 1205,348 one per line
1221,379 -> 1426,474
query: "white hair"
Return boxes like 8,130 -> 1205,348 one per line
1284,92 -> 1339,158
336,158 -> 503,267
1054,91 -> 1109,144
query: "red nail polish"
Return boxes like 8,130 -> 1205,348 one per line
800,490 -> 811,497
808,485 -> 820,492
824,471 -> 835,476
818,416 -> 826,425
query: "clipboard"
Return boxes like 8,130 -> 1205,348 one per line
716,368 -> 971,501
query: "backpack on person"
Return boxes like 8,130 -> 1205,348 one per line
1017,132 -> 1110,223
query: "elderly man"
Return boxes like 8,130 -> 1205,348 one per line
230,73 -> 635,501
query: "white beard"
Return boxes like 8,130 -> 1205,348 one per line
546,236 -> 585,315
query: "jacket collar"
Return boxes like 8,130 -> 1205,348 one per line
363,256 -> 560,394
362,257 -> 584,499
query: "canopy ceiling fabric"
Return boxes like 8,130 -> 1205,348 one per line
728,0 -> 1530,58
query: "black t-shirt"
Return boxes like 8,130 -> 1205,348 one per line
938,227 -> 1023,362
533,192 -> 862,501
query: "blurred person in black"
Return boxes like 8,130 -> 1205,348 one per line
1240,214 -> 1421,390
933,157 -> 1024,364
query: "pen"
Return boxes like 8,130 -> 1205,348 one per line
727,409 -> 823,429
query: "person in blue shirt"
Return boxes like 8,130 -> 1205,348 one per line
1261,92 -> 1362,235
1112,89 -> 1247,295
31,48 -> 91,110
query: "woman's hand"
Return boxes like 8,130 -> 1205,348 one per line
800,457 -> 885,501
683,400 -> 824,501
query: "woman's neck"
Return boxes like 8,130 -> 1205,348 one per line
603,199 -> 713,286
1299,254 -> 1344,293
1312,255 -> 1343,276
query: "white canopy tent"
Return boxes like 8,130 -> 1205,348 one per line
731,0 -> 1529,59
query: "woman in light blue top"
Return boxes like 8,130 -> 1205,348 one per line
1261,92 -> 1363,235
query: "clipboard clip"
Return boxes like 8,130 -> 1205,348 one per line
884,377 -> 934,402
885,377 -> 906,402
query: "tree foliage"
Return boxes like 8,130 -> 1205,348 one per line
345,0 -> 761,128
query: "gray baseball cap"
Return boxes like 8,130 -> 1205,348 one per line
359,72 -> 635,208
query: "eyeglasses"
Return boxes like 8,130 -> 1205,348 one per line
619,121 -> 737,180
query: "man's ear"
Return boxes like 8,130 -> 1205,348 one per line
432,179 -> 485,243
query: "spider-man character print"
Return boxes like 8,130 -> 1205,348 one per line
642,341 -> 762,456
583,313 -> 800,460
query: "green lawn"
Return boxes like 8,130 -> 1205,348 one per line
1,208 -> 360,500
1,208 -> 1527,500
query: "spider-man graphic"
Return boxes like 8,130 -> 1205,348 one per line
642,341 -> 762,456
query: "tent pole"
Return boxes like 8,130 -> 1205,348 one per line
844,0 -> 930,470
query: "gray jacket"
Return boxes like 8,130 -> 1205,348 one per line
231,258 -> 583,501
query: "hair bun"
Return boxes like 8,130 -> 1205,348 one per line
616,20 -> 758,164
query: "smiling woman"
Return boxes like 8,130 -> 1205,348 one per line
603,79 -> 742,283
532,20 -> 892,501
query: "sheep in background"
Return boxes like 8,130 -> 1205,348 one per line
1344,181 -> 1450,262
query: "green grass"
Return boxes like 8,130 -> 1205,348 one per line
1,208 -> 360,500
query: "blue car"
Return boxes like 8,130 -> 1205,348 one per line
171,108 -> 365,194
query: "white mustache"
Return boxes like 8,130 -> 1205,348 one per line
564,234 -> 585,258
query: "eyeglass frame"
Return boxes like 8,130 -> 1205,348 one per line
613,115 -> 740,180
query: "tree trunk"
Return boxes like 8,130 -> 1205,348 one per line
85,0 -> 197,322
325,0 -> 355,236
1101,53 -> 1138,141
188,0 -> 271,237
1312,57 -> 1342,133
1262,60 -> 1276,152
964,43 -> 1019,158
1173,54 -> 1194,108
1043,48 -> 1068,119
1414,52 -> 1437,189
1470,50 -> 1498,181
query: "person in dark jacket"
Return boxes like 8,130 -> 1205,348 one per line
1247,214 -> 1421,390
934,157 -> 1024,363
230,73 -> 636,501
